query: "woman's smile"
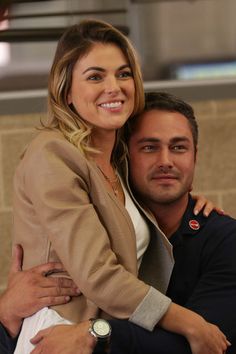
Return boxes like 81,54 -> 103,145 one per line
67,42 -> 135,132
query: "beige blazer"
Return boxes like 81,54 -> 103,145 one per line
13,130 -> 174,330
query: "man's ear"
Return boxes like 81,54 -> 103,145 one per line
194,145 -> 198,163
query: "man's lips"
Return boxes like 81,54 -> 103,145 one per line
151,174 -> 178,180
150,174 -> 179,183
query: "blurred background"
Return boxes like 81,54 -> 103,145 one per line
1,0 -> 236,101
1,0 -> 236,292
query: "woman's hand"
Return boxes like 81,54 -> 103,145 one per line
186,317 -> 230,354
0,244 -> 80,337
159,303 -> 230,354
191,194 -> 225,217
30,322 -> 96,354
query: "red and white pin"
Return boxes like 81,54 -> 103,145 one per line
189,219 -> 200,230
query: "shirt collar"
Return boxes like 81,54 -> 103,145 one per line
169,194 -> 208,247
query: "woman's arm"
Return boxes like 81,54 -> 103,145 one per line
29,312 -> 229,354
14,134 -> 170,330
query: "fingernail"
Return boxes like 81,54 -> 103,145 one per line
65,296 -> 71,301
194,209 -> 198,215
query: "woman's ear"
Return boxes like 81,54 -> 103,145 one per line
67,91 -> 72,105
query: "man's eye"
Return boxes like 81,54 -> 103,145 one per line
172,145 -> 187,151
141,145 -> 156,152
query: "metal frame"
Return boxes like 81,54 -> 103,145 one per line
0,7 -> 128,42
0,25 -> 129,42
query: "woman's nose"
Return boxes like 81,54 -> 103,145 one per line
104,77 -> 121,94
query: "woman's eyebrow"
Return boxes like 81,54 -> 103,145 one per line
82,64 -> 131,75
82,66 -> 105,74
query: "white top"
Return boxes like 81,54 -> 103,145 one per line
122,182 -> 150,269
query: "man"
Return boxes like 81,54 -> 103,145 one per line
1,92 -> 235,353
108,91 -> 236,353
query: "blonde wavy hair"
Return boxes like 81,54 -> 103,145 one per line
42,19 -> 145,164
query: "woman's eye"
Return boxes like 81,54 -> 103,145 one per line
118,71 -> 133,79
87,74 -> 102,81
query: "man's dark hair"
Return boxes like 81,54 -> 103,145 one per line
126,91 -> 198,152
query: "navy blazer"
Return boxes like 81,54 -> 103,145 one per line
110,196 -> 236,354
0,323 -> 18,354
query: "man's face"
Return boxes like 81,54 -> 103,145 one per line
128,109 -> 196,207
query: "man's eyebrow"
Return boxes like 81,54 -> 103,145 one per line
170,136 -> 191,144
82,64 -> 131,75
135,136 -> 191,144
136,137 -> 160,144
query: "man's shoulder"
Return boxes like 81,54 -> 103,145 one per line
196,211 -> 236,249
205,211 -> 236,231
187,196 -> 236,233
182,198 -> 236,243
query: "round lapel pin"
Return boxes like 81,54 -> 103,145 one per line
189,219 -> 200,230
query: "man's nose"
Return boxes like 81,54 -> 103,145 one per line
157,149 -> 173,169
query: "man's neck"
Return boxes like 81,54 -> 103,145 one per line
148,195 -> 189,239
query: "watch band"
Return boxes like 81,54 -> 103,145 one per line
89,319 -> 111,353
94,339 -> 110,354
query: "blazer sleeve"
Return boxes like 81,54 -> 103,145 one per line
109,221 -> 236,354
184,221 -> 236,341
0,323 -> 18,354
16,136 -> 171,331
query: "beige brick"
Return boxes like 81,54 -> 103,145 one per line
194,117 -> 236,191
191,100 -> 217,120
215,99 -> 236,118
0,113 -> 44,130
222,193 -> 236,219
192,190 -> 221,207
2,131 -> 35,207
0,184 -> 3,209
0,211 -> 12,293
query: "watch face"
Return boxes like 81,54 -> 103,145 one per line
93,319 -> 111,337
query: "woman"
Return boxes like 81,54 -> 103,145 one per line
12,19 -> 227,354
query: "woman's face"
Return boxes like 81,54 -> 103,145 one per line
67,42 -> 135,132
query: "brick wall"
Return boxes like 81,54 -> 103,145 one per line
0,113 -> 43,293
193,99 -> 236,214
1,98 -> 236,292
